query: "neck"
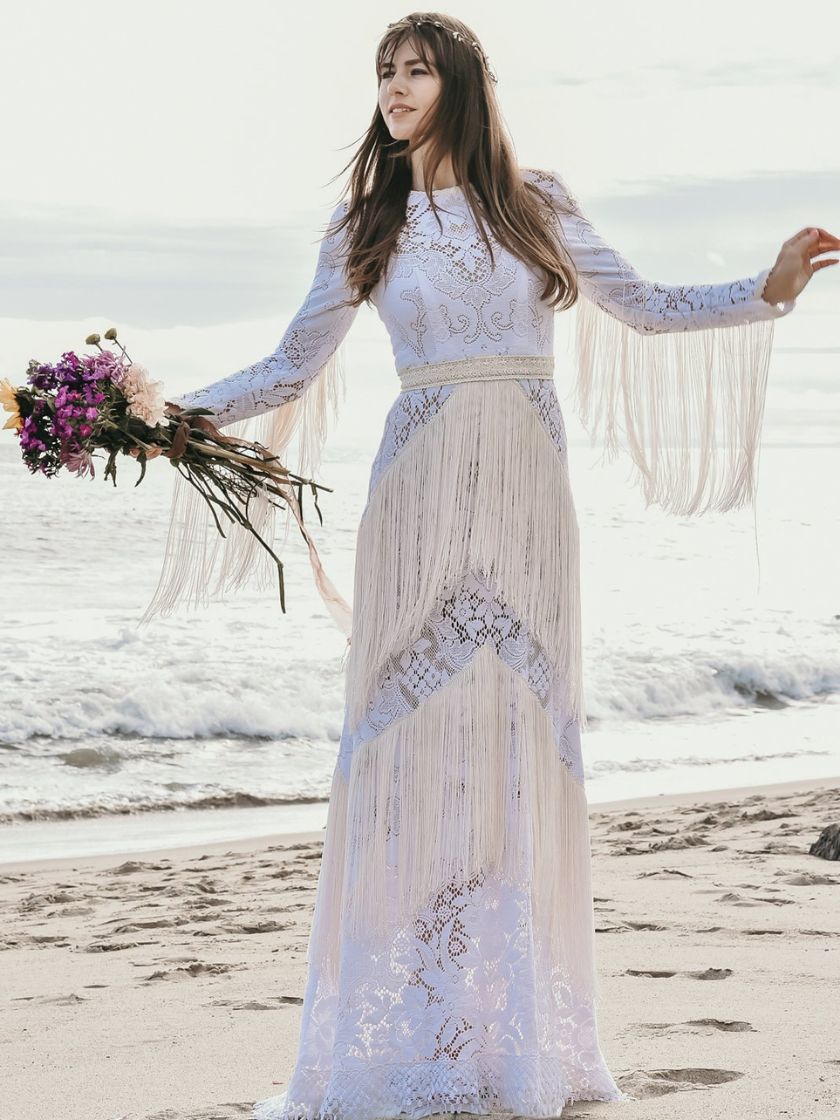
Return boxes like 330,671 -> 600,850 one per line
409,152 -> 459,192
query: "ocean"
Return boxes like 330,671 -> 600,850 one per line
1,311 -> 838,862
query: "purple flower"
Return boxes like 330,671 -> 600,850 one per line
28,362 -> 58,392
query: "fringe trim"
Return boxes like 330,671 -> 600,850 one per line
345,378 -> 583,731
139,349 -> 351,629
574,297 -> 775,515
315,644 -> 595,984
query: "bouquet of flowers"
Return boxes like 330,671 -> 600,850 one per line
0,328 -> 334,614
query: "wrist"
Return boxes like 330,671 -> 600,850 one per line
759,265 -> 785,306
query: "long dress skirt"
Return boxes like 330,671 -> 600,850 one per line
251,353 -> 628,1120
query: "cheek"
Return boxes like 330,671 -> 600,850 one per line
421,83 -> 441,111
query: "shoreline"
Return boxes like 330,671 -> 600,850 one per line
2,772 -> 837,875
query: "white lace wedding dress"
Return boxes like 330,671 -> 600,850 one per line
164,167 -> 795,1120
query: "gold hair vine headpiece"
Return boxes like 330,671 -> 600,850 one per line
386,17 -> 498,85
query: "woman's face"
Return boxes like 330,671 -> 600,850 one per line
378,38 -> 441,141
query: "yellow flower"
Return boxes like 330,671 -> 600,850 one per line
0,377 -> 23,431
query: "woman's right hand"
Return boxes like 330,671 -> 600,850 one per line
762,227 -> 840,304
127,401 -> 185,458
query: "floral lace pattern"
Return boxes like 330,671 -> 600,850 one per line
378,198 -> 548,362
517,377 -> 569,459
339,570 -> 583,788
366,384 -> 455,503
171,201 -> 358,427
170,168 -> 791,428
523,166 -> 786,333
253,866 -> 624,1120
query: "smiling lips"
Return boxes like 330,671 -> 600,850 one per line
389,105 -> 414,114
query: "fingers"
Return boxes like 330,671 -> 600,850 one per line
791,227 -> 840,250
814,227 -> 840,246
128,445 -> 165,459
812,258 -> 839,272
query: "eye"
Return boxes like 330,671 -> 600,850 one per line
379,67 -> 429,79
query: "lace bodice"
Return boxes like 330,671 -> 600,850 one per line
169,167 -> 795,427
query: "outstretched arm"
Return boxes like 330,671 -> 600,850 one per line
522,167 -> 840,515
167,200 -> 359,427
523,166 -> 798,332
144,199 -> 359,632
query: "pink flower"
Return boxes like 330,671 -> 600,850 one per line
119,362 -> 167,427
63,448 -> 96,478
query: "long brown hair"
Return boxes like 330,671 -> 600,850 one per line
322,12 -> 579,313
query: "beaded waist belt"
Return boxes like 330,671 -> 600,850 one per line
397,354 -> 554,391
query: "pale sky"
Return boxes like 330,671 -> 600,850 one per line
1,0 -> 837,364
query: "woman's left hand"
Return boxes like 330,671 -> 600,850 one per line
762,227 -> 840,304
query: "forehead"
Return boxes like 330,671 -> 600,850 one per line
381,36 -> 434,67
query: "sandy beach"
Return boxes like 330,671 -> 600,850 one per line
2,774 -> 839,1120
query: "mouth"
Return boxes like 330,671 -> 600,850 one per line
389,107 -> 415,116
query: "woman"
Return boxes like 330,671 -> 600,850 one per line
158,12 -> 837,1120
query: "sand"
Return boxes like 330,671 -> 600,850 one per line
1,775 -> 839,1120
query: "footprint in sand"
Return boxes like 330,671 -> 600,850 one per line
141,1105 -> 254,1118
108,919 -> 183,933
618,1066 -> 743,1098
210,995 -> 304,1010
83,940 -> 159,953
684,967 -> 734,980
782,872 -> 840,886
142,961 -> 243,982
32,993 -> 89,1006
217,920 -> 294,935
716,891 -> 795,907
636,867 -> 692,879
625,967 -> 733,980
105,860 -> 172,875
753,842 -> 803,855
636,1019 -> 753,1035
687,1018 -> 754,1032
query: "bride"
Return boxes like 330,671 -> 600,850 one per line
157,12 -> 837,1120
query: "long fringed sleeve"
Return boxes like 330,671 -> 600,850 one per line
529,168 -> 797,515
143,201 -> 359,629
169,199 -> 359,466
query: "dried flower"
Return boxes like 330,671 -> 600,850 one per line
0,377 -> 23,431
117,361 -> 167,427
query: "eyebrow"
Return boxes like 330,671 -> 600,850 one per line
380,58 -> 428,69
